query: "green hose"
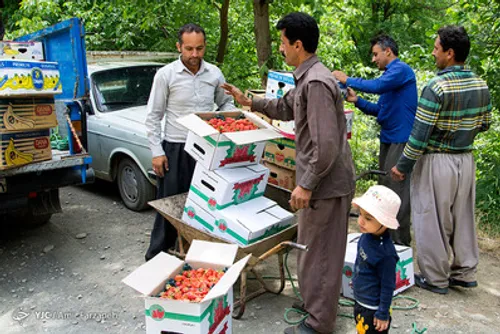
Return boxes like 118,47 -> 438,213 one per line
282,249 -> 423,329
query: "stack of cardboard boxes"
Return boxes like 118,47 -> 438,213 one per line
245,70 -> 354,191
176,110 -> 296,247
0,41 -> 62,170
246,71 -> 297,191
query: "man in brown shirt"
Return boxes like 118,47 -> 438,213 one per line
223,12 -> 355,334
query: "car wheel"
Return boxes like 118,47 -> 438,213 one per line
117,158 -> 155,211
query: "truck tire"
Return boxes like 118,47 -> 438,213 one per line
12,189 -> 60,228
20,213 -> 53,228
117,158 -> 155,211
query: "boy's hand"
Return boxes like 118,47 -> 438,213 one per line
373,317 -> 389,332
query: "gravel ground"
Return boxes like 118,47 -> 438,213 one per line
1,180 -> 499,333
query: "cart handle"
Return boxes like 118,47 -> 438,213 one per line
355,169 -> 387,181
281,241 -> 308,251
257,241 -> 308,262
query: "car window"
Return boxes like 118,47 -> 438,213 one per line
92,65 -> 162,113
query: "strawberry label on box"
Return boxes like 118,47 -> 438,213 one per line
190,163 -> 269,211
264,138 -> 296,170
220,142 -> 257,167
178,111 -> 282,170
123,240 -> 249,334
263,161 -> 296,191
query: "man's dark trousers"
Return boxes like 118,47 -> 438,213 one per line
380,142 -> 411,246
145,141 -> 196,261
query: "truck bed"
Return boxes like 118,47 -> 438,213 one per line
0,150 -> 91,177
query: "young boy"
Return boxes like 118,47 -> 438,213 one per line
351,185 -> 401,333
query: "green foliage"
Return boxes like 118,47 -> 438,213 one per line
446,0 -> 500,105
4,0 -> 499,233
474,110 -> 500,236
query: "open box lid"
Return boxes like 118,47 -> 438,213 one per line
176,110 -> 283,145
122,252 -> 184,296
123,241 -> 240,296
202,254 -> 251,302
185,240 -> 238,269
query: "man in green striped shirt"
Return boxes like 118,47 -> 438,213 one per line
391,26 -> 492,294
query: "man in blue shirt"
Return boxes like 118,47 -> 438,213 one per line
333,34 -> 417,246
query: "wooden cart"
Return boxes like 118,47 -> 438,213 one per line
148,185 -> 306,319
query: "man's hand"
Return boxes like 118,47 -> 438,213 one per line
289,186 -> 313,212
373,317 -> 389,332
332,70 -> 348,84
152,155 -> 169,178
221,83 -> 252,107
346,87 -> 358,103
390,166 -> 405,181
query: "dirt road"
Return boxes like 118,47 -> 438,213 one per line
0,181 -> 499,333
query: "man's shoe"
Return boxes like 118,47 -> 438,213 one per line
291,301 -> 307,313
283,321 -> 319,334
449,278 -> 478,288
414,273 -> 448,294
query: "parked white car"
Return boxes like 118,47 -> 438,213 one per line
86,62 -> 165,211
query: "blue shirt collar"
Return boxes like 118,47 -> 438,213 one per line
368,229 -> 391,241
384,58 -> 400,70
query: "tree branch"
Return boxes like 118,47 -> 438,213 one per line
161,26 -> 169,39
212,0 -> 221,12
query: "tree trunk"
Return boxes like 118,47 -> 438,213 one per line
253,0 -> 272,88
215,0 -> 230,64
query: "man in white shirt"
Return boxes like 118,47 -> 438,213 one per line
145,23 -> 235,261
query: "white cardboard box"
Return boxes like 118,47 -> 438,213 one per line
0,60 -> 62,96
266,71 -> 296,136
266,71 -> 295,99
345,109 -> 353,140
190,163 -> 269,211
0,41 -> 44,60
177,111 -> 282,170
123,240 -> 250,334
183,194 -> 294,247
341,233 -> 415,299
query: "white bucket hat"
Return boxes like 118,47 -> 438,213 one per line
352,185 -> 401,230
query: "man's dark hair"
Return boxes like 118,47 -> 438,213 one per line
177,23 -> 206,45
437,25 -> 470,62
370,34 -> 399,56
276,12 -> 319,54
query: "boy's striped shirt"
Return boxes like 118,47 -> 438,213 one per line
397,66 -> 492,174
